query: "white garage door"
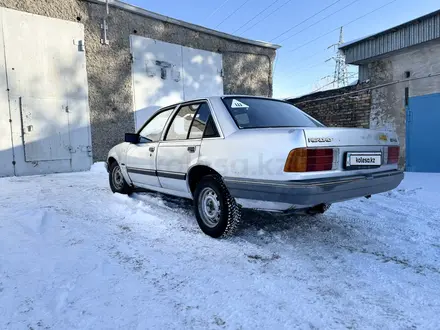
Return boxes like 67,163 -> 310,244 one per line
130,36 -> 223,130
0,8 -> 92,177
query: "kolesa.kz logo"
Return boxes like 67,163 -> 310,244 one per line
356,157 -> 376,163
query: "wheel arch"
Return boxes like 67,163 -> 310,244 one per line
107,156 -> 117,167
107,155 -> 133,186
187,165 -> 222,195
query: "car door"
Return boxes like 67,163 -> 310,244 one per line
157,102 -> 216,192
126,108 -> 174,188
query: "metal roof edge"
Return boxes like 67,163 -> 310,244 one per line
83,0 -> 281,50
340,9 -> 440,50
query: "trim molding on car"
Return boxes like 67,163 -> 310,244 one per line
157,171 -> 187,180
126,167 -> 186,180
126,167 -> 157,176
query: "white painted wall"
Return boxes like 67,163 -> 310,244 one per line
182,47 -> 223,100
0,8 -> 92,177
130,36 -> 223,130
0,10 -> 14,177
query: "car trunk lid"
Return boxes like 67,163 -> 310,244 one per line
303,127 -> 395,147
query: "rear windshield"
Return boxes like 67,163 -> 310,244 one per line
222,97 -> 323,129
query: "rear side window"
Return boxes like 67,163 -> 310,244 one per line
166,104 -> 198,141
222,97 -> 323,129
203,116 -> 220,138
189,103 -> 210,139
188,103 -> 220,139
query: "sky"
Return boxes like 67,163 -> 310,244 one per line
124,0 -> 439,98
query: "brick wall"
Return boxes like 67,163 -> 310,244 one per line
286,83 -> 372,128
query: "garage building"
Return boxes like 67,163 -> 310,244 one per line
0,0 -> 279,177
288,10 -> 440,172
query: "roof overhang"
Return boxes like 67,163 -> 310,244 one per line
82,0 -> 281,50
340,9 -> 440,64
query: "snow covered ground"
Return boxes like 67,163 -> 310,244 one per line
0,164 -> 439,329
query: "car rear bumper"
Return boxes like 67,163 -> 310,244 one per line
224,170 -> 404,206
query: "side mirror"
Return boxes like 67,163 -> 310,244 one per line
125,133 -> 139,144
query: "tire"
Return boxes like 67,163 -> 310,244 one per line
193,174 -> 241,238
109,161 -> 134,195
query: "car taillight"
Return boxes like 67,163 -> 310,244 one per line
388,146 -> 400,164
284,148 -> 333,172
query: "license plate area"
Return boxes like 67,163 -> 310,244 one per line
345,152 -> 382,170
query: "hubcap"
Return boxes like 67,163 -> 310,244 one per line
198,187 -> 221,228
112,166 -> 124,190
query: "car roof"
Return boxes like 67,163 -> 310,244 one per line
176,95 -> 285,105
150,95 -> 288,115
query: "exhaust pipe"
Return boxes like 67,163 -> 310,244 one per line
308,203 -> 331,214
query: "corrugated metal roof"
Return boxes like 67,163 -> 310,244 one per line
340,9 -> 440,64
83,0 -> 281,50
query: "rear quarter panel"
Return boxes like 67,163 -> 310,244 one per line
199,127 -> 401,182
198,128 -> 306,181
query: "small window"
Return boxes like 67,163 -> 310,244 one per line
203,116 -> 220,138
404,71 -> 411,79
189,103 -> 216,139
138,109 -> 173,142
166,104 -> 200,140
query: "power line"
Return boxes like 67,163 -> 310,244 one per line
215,0 -> 253,28
296,60 -> 330,74
233,0 -> 282,33
206,0 -> 232,20
270,0 -> 343,42
276,0 -> 361,44
240,0 -> 294,34
313,80 -> 337,92
288,0 -> 399,53
289,48 -> 332,70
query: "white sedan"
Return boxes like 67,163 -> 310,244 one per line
107,96 -> 403,238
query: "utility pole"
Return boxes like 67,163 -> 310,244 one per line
326,26 -> 348,88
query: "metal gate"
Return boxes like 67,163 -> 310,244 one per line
130,36 -> 224,130
0,8 -> 92,177
406,93 -> 440,172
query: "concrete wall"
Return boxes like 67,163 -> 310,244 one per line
287,83 -> 371,128
364,39 -> 440,167
0,0 -> 276,161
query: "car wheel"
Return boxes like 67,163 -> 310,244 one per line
109,162 -> 133,195
194,174 -> 241,238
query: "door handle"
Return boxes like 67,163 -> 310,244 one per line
187,146 -> 196,153
149,146 -> 155,152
